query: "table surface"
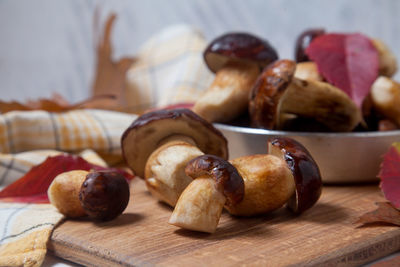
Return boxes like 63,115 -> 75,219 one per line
0,1 -> 399,266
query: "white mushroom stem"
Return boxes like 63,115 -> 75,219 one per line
371,76 -> 400,126
145,137 -> 204,207
192,61 -> 259,122
294,62 -> 323,81
169,177 -> 226,233
278,78 -> 362,131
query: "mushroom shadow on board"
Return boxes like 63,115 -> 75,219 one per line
296,202 -> 350,224
93,212 -> 145,228
173,212 -> 279,240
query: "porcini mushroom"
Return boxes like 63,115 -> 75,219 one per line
249,59 -> 362,131
192,33 -> 278,122
121,108 -> 228,206
169,155 -> 244,233
294,62 -> 323,81
371,76 -> 400,127
372,39 -> 397,77
294,28 -> 325,62
226,137 -> 322,216
267,137 -> 322,214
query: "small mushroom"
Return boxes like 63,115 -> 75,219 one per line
121,108 -> 228,206
48,170 -> 130,221
249,59 -> 362,131
371,76 -> 400,127
48,170 -> 89,218
79,171 -> 130,221
192,33 -> 278,122
372,39 -> 397,77
169,155 -> 244,233
267,137 -> 322,214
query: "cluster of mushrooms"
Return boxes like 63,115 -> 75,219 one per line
191,30 -> 400,132
121,109 -> 322,233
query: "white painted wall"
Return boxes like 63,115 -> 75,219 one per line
1,0 -> 399,101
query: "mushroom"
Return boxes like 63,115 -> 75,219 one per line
372,39 -> 397,77
294,62 -> 323,81
294,28 -> 325,62
121,108 -> 228,206
226,154 -> 295,216
249,59 -> 362,131
79,170 -> 130,221
169,155 -> 244,233
48,170 -> 89,218
192,33 -> 278,122
267,137 -> 322,214
371,76 -> 400,127
48,170 -> 130,221
226,137 -> 322,216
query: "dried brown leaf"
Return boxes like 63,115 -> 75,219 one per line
0,95 -> 118,114
356,202 -> 400,227
91,13 -> 136,107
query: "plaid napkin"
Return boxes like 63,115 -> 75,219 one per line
0,24 -> 212,267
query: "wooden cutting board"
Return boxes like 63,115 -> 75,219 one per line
48,179 -> 400,267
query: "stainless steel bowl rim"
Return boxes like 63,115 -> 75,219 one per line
214,123 -> 400,139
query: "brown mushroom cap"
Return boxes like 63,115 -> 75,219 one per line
294,28 -> 325,62
204,33 -> 278,73
185,154 -> 244,207
249,59 -> 361,132
268,137 -> 322,214
249,59 -> 296,129
121,108 -> 228,178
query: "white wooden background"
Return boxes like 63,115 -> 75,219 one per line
1,0 -> 400,103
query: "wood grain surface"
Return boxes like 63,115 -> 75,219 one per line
49,179 -> 400,267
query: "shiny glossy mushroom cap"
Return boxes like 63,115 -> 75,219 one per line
185,154 -> 244,207
121,108 -> 228,178
204,32 -> 278,73
294,28 -> 325,62
268,137 -> 322,214
249,59 -> 296,129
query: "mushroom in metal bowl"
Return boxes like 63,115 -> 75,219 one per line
248,59 -> 362,132
192,33 -> 278,123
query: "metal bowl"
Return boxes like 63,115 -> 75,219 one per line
214,123 -> 400,184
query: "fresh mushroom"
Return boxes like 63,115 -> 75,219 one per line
294,62 -> 323,81
267,137 -> 322,214
192,33 -> 278,122
294,28 -> 325,62
121,108 -> 228,206
48,170 -> 130,221
372,39 -> 398,77
249,59 -> 362,131
226,137 -> 322,216
226,154 -> 295,216
169,155 -> 244,233
371,76 -> 400,127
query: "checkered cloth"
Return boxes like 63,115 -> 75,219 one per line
0,24 -> 213,266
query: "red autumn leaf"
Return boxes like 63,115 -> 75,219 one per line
379,142 -> 400,209
305,33 -> 379,108
0,155 -> 134,203
356,202 -> 400,227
